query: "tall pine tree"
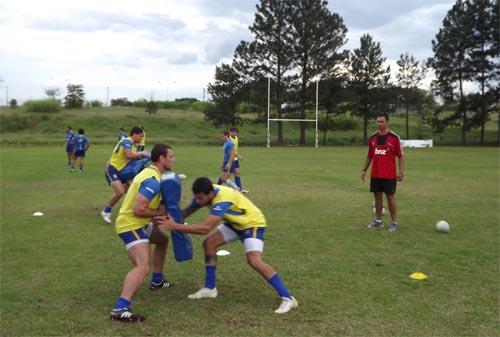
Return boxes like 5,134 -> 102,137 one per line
233,0 -> 294,144
349,34 -> 391,144
289,0 -> 348,145
428,0 -> 473,145
396,52 -> 427,139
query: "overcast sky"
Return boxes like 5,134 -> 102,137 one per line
0,0 -> 454,104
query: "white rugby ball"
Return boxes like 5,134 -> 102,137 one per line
373,207 -> 386,215
436,220 -> 449,233
178,173 -> 186,180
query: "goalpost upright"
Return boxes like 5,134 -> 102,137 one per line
266,76 -> 319,148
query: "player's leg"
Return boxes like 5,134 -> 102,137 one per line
386,192 -> 398,232
147,224 -> 174,289
110,231 -> 150,322
188,224 -> 236,299
374,192 -> 384,220
101,178 -> 125,223
242,229 -> 298,314
368,178 -> 385,228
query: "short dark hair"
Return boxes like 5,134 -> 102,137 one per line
376,113 -> 389,121
67,126 -> 72,130
229,127 -> 238,132
130,126 -> 144,136
119,128 -> 124,131
221,130 -> 230,137
192,177 -> 214,194
151,144 -> 171,162
78,128 -> 84,134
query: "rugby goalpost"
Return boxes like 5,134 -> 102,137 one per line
266,76 -> 319,148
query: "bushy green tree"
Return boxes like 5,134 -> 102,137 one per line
64,84 -> 85,109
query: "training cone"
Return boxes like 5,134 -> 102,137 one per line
410,272 -> 428,280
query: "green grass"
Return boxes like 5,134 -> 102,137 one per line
1,145 -> 499,336
0,106 -> 498,146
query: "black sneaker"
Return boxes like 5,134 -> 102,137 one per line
109,307 -> 145,322
367,220 -> 384,228
150,280 -> 174,290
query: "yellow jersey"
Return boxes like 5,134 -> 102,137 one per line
208,185 -> 265,230
109,137 -> 137,171
115,166 -> 161,234
139,130 -> 146,146
229,135 -> 239,159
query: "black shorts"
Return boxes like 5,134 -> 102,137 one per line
370,178 -> 397,195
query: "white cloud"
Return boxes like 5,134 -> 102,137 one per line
0,0 -> 457,103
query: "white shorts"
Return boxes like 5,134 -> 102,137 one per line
217,223 -> 265,253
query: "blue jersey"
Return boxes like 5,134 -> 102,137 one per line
222,139 -> 234,164
66,131 -> 75,145
118,131 -> 127,141
75,135 -> 88,151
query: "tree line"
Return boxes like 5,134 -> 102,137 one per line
204,0 -> 499,145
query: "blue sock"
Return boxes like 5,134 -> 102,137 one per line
205,265 -> 216,289
235,176 -> 242,189
152,272 -> 163,284
216,177 -> 223,184
104,206 -> 112,213
114,297 -> 131,310
267,273 -> 291,299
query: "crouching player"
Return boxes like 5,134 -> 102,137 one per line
155,177 -> 298,314
109,144 -> 174,323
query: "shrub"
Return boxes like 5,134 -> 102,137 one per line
110,98 -> 133,107
133,99 -> 147,108
9,99 -> 18,109
64,84 -> 85,109
90,100 -> 103,107
331,114 -> 360,130
191,101 -> 214,112
145,100 -> 158,114
23,99 -> 61,113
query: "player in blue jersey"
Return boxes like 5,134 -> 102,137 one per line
216,131 -> 236,186
101,126 -> 149,224
109,144 -> 175,323
74,128 -> 89,173
156,177 -> 299,314
229,127 -> 248,193
118,128 -> 127,141
65,126 -> 76,172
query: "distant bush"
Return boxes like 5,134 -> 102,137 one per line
24,99 -> 61,113
133,99 -> 147,108
64,84 -> 85,109
111,98 -> 133,107
9,99 -> 18,109
191,101 -> 214,112
236,101 -> 251,114
85,100 -> 103,108
145,100 -> 158,114
331,114 -> 360,130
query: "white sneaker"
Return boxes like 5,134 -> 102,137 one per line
187,287 -> 218,299
101,210 -> 112,224
240,189 -> 249,194
274,296 -> 298,314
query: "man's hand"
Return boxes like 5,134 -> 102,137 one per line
153,215 -> 177,230
225,162 -> 231,171
396,173 -> 404,182
237,155 -> 244,161
360,169 -> 367,182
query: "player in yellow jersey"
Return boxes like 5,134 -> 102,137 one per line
109,144 -> 175,323
101,126 -> 149,224
156,177 -> 298,314
228,127 -> 249,193
137,125 -> 146,151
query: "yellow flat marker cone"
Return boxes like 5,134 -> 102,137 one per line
410,272 -> 428,280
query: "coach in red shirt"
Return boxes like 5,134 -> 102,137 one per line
360,113 -> 405,232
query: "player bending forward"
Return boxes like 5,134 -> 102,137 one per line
156,177 -> 298,314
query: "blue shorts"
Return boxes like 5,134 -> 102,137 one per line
66,144 -> 74,153
221,223 -> 265,241
231,160 -> 240,171
221,162 -> 235,174
74,149 -> 86,158
118,226 -> 150,250
105,165 -> 127,185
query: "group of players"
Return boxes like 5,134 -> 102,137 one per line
64,126 -> 90,173
66,112 -> 404,323
97,126 -> 298,322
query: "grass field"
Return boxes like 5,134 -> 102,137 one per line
1,145 -> 499,336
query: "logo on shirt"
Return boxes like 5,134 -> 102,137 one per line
213,206 -> 222,211
374,149 -> 387,155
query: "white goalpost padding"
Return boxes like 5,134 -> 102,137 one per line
266,77 -> 319,148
